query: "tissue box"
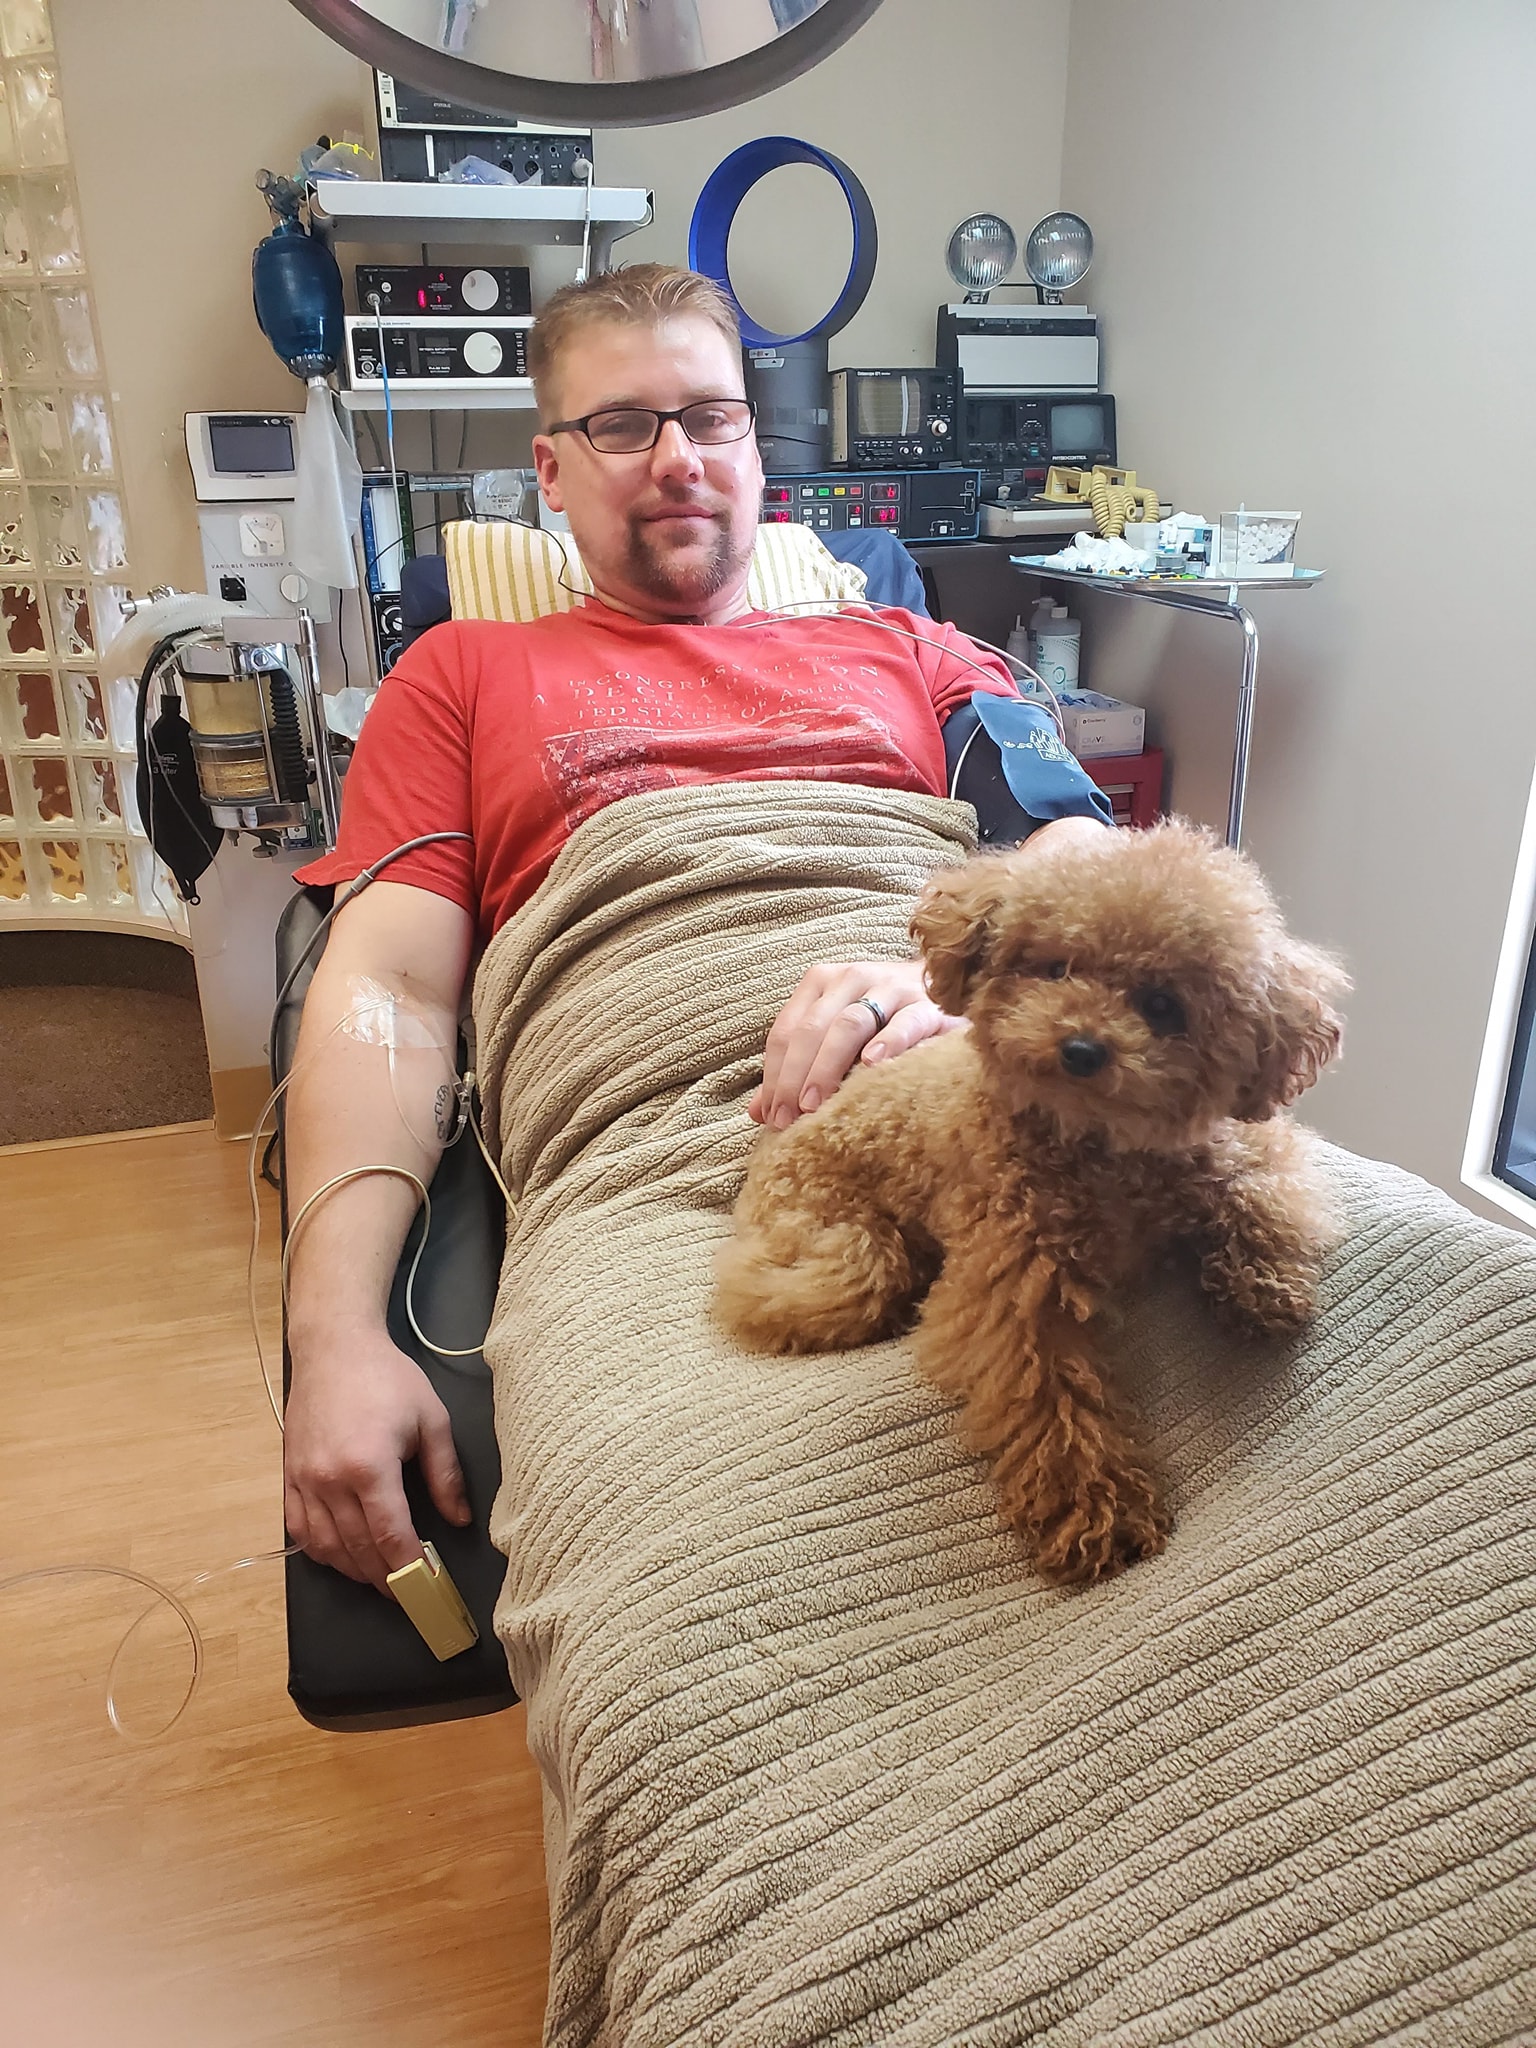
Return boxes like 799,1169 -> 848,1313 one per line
1057,690 -> 1145,758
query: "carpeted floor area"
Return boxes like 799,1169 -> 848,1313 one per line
0,931 -> 214,1146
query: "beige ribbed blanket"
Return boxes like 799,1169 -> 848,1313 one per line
473,782 -> 1536,2048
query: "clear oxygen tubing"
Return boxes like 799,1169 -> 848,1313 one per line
0,1545 -> 300,1743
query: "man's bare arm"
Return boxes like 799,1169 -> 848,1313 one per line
281,878 -> 476,1590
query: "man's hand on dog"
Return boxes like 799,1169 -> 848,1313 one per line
749,823 -> 1109,1130
749,958 -> 965,1131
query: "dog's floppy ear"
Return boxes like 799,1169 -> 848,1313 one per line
910,860 -> 1010,1015
1232,935 -> 1349,1121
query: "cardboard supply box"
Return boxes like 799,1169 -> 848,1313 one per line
1057,689 -> 1146,758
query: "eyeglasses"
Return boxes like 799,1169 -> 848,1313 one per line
544,398 -> 757,454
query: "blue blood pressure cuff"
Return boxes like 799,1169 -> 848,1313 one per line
967,691 -> 1116,828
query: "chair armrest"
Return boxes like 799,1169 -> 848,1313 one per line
273,885 -> 333,1084
284,1121 -> 515,1730
399,553 -> 452,650
274,884 -> 515,1728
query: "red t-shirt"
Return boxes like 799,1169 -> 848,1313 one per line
298,601 -> 1014,942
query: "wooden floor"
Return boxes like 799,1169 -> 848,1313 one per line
0,1127 -> 550,2047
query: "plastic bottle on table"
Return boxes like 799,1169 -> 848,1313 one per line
1012,596 -> 1057,691
1026,594 -> 1057,644
1030,604 -> 1081,691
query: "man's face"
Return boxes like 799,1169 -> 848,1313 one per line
531,314 -> 764,622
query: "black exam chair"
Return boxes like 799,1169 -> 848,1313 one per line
278,530 -> 1045,1729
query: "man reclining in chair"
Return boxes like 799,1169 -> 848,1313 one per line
283,262 -> 1106,1591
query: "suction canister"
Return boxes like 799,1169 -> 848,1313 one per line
175,637 -> 311,828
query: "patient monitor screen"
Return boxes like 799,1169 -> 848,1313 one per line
208,416 -> 296,475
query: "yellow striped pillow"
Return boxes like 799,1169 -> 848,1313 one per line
442,518 -> 869,624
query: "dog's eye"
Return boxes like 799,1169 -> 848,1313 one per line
1042,961 -> 1068,980
1134,986 -> 1187,1036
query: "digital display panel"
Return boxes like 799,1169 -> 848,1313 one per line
208,417 -> 295,475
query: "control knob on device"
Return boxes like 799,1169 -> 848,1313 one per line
460,267 -> 499,312
462,329 -> 504,375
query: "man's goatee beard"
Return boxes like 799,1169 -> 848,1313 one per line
626,517 -> 750,606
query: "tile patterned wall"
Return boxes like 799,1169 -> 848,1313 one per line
0,0 -> 182,935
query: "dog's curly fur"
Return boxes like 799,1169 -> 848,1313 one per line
714,819 -> 1349,1587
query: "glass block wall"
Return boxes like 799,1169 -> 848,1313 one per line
0,0 -> 183,936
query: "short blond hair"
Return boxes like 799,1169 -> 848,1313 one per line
529,264 -> 742,418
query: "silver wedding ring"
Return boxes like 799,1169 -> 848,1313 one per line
857,995 -> 888,1032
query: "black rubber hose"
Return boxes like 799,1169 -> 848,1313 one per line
266,666 -> 309,802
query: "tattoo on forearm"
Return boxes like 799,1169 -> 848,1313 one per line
434,1081 -> 456,1142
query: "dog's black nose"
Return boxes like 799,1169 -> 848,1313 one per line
1059,1036 -> 1109,1077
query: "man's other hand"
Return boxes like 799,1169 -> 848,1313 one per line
283,1333 -> 471,1591
749,958 -> 964,1131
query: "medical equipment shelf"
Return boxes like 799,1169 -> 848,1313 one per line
309,177 -> 653,252
336,384 -> 537,413
1011,561 -> 1325,851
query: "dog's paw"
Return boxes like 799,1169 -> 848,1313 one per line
1006,1471 -> 1172,1587
1202,1257 -> 1317,1339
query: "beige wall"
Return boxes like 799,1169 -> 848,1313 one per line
52,0 -> 1068,590
1061,0 -> 1536,1215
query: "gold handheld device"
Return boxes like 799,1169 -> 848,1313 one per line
385,1542 -> 479,1660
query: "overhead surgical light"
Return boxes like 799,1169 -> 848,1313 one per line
1024,211 -> 1094,304
282,0 -> 886,127
945,214 -> 1017,304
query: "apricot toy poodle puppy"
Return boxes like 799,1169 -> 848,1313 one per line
714,820 -> 1348,1586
